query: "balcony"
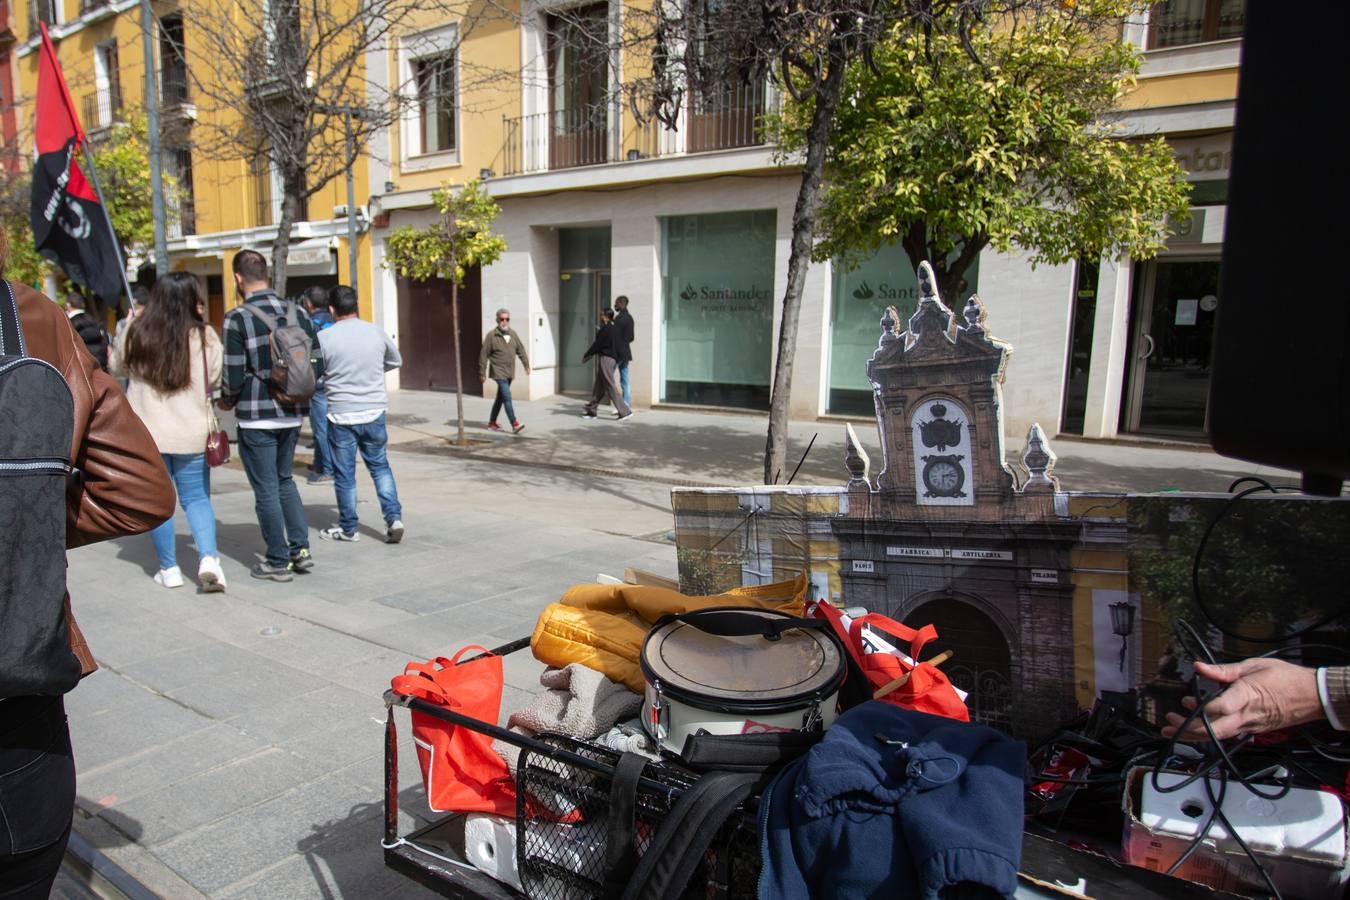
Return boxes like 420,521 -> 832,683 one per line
81,89 -> 121,133
501,82 -> 774,177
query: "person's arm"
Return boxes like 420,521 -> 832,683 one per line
220,311 -> 246,409
514,329 -> 531,373
109,320 -> 130,378
623,313 -> 635,345
383,330 -> 402,371
582,333 -> 601,362
1161,658 -> 1326,741
479,332 -> 491,381
205,328 -> 224,392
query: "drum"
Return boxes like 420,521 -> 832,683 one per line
639,607 -> 845,757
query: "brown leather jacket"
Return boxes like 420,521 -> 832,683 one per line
11,280 -> 175,676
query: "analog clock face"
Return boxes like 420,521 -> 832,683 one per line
922,456 -> 966,498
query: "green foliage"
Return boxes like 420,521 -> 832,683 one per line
0,215 -> 51,288
89,110 -> 177,254
780,1 -> 1191,294
384,180 -> 507,284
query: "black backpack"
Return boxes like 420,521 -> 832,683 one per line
0,281 -> 80,698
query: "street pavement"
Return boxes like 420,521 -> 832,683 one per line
61,390 -> 1299,898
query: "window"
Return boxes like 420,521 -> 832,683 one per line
661,211 -> 777,410
546,3 -> 609,168
91,41 -> 122,128
399,25 -> 459,164
1148,0 -> 1244,50
168,147 -> 195,237
414,52 -> 455,154
159,16 -> 190,106
28,0 -> 58,38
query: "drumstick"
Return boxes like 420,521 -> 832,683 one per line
872,650 -> 954,700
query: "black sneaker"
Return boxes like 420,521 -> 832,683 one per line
250,562 -> 294,582
289,548 -> 315,573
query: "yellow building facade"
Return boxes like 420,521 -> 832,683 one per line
8,0 -> 375,324
5,1 -> 1245,439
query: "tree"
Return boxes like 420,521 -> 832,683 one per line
0,109 -> 167,295
799,0 -> 1190,309
383,179 -> 507,445
630,0 -> 1073,485
90,112 -> 178,258
182,0 -> 504,294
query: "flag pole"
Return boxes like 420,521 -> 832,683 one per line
78,143 -> 137,309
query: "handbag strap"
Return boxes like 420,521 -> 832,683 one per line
848,613 -> 938,663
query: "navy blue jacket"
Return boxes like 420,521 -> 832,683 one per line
758,702 -> 1025,900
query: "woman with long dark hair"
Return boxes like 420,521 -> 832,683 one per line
112,272 -> 227,591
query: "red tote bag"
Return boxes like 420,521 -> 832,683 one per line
390,646 -> 517,816
812,601 -> 969,722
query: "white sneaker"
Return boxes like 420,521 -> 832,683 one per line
198,556 -> 227,593
153,566 -> 184,589
386,520 -> 405,544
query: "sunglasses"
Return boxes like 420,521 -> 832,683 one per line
497,317 -> 510,322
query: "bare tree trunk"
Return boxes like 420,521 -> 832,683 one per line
450,274 -> 466,444
271,178 -> 301,296
762,45 -> 848,485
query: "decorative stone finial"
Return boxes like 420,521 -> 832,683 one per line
917,261 -> 939,304
880,305 -> 901,344
962,295 -> 987,333
1021,423 -> 1058,492
844,422 -> 871,487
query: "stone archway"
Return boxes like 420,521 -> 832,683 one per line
905,596 -> 1014,731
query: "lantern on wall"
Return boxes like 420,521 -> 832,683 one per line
1109,600 -> 1135,674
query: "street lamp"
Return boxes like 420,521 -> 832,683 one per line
1109,600 -> 1135,674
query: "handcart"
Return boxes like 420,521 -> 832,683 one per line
382,637 -> 760,900
382,639 -> 1236,900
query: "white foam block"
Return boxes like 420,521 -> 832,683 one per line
464,813 -> 523,892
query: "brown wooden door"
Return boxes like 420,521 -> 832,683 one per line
395,268 -> 483,395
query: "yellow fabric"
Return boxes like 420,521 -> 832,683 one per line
530,575 -> 808,694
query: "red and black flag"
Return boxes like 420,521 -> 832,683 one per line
29,23 -> 124,305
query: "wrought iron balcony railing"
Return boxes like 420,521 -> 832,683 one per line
501,82 -> 773,177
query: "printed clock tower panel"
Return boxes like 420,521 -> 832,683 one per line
912,396 -> 975,506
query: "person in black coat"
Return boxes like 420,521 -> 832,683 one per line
613,294 -> 635,407
65,290 -> 109,371
581,308 -> 632,420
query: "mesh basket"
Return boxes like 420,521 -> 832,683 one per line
515,736 -> 761,900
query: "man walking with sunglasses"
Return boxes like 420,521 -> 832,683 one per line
479,308 -> 530,434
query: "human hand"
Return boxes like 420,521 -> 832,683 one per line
1161,658 -> 1323,741
480,376 -> 486,383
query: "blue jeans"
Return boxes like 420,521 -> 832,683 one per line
237,426 -> 310,567
330,414 -> 403,535
150,453 -> 219,570
309,387 -> 331,475
490,378 -> 517,425
617,361 -> 631,407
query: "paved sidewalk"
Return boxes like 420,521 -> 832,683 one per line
382,389 -> 1301,494
61,390 -> 1296,898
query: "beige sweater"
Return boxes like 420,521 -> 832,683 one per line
112,324 -> 224,455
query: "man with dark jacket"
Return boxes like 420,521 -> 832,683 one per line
581,308 -> 631,421
65,290 -> 108,371
478,307 -> 530,433
219,249 -> 324,581
0,230 -> 175,898
613,294 -> 635,407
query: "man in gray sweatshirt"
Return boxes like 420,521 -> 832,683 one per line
316,286 -> 405,544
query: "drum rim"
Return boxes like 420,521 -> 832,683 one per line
640,609 -> 846,712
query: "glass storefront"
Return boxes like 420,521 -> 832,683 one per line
661,210 -> 776,409
827,245 -> 978,415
